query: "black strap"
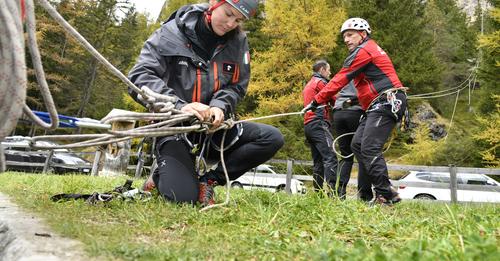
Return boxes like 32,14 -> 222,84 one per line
51,179 -> 134,203
51,193 -> 93,201
50,192 -> 114,204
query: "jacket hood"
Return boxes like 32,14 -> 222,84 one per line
170,4 -> 209,46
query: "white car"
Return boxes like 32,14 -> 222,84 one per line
230,164 -> 306,194
396,171 -> 500,203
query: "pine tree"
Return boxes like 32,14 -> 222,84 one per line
157,0 -> 203,23
247,0 -> 345,159
473,4 -> 500,167
344,0 -> 443,95
424,0 -> 478,114
24,0 -> 87,117
476,2 -> 500,113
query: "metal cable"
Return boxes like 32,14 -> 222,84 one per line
408,69 -> 475,98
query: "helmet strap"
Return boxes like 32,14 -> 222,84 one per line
357,31 -> 367,44
205,0 -> 226,25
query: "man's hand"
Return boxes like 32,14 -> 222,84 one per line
301,100 -> 319,114
342,98 -> 352,109
181,102 -> 211,122
209,107 -> 225,128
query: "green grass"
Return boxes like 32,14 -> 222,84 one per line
0,173 -> 499,260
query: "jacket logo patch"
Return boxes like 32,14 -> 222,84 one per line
178,60 -> 188,67
222,63 -> 235,74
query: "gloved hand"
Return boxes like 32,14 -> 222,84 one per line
301,100 -> 319,114
342,99 -> 352,109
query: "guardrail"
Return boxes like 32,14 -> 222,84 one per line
270,159 -> 500,203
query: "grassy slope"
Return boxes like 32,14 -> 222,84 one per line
0,173 -> 498,260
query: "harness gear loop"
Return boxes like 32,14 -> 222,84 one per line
366,87 -> 408,120
195,134 -> 212,176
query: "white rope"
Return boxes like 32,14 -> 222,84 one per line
23,0 -> 59,129
332,132 -> 355,159
35,0 -> 175,103
408,69 -> 475,98
0,0 -> 27,172
200,130 -> 230,212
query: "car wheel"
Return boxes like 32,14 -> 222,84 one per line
231,182 -> 243,189
414,194 -> 436,200
276,185 -> 286,193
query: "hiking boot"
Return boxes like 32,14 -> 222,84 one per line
142,171 -> 156,192
198,180 -> 217,207
369,193 -> 401,206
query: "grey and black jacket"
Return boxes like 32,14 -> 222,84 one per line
128,4 -> 250,116
333,81 -> 362,111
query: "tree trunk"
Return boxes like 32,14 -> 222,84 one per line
77,59 -> 98,118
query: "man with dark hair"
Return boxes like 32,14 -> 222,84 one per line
302,60 -> 339,194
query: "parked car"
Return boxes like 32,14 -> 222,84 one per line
396,171 -> 500,203
230,164 -> 306,194
1,136 -> 91,174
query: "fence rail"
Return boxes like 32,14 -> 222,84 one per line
3,144 -> 500,203
272,159 -> 500,202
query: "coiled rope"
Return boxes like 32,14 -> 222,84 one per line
0,0 -> 27,172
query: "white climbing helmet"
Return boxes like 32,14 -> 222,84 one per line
340,18 -> 371,35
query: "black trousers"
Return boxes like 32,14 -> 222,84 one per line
304,120 -> 338,192
332,109 -> 364,198
351,92 -> 407,201
153,122 -> 284,204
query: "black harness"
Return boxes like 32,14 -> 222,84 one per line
51,179 -> 151,204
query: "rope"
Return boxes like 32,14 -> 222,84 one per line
445,89 -> 461,141
332,132 -> 355,159
407,67 -> 478,100
0,0 -> 27,163
35,0 -> 175,104
23,0 -> 59,129
200,130 -> 230,212
408,69 -> 475,98
235,111 -> 304,124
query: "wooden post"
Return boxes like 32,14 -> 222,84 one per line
286,159 -> 294,194
42,150 -> 54,173
0,144 -> 5,172
91,149 -> 102,176
134,139 -> 145,179
101,110 -> 135,177
449,164 -> 458,204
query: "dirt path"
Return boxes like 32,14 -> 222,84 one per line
0,192 -> 94,260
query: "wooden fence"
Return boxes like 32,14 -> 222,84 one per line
3,146 -> 500,204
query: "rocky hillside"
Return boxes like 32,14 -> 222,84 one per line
456,0 -> 491,22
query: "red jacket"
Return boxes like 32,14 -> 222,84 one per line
315,39 -> 403,110
303,73 -> 332,125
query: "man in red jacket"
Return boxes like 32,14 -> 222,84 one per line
302,60 -> 339,194
303,18 -> 407,205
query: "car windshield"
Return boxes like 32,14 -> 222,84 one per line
256,165 -> 274,174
